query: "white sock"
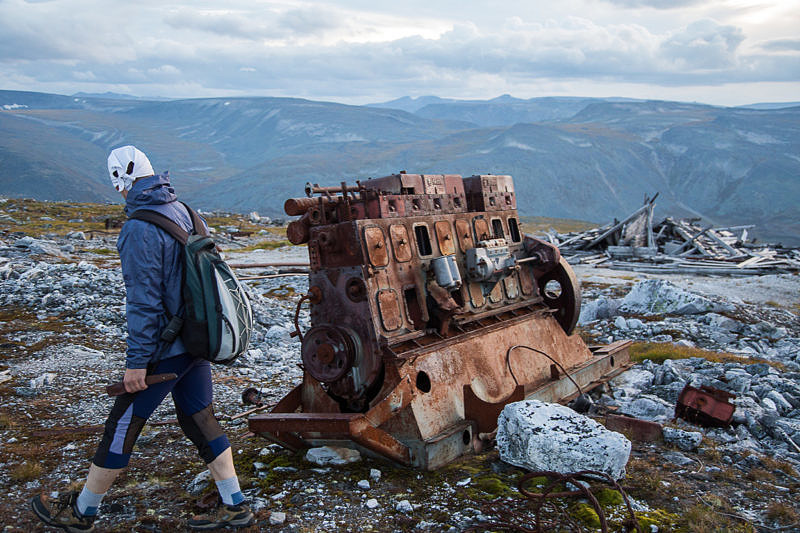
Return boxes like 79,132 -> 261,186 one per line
215,475 -> 244,506
75,486 -> 105,517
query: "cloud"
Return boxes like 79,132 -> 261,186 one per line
760,38 -> 800,52
598,0 -> 705,8
660,19 -> 745,70
0,0 -> 797,103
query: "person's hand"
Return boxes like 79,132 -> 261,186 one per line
123,368 -> 148,393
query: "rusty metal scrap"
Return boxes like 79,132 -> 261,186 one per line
604,413 -> 663,443
249,172 -> 631,469
675,384 -> 735,427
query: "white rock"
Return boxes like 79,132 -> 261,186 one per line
365,498 -> 379,509
578,297 -> 620,324
29,372 -> 56,389
395,500 -> 414,513
662,427 -> 703,451
617,395 -> 674,422
609,369 -> 654,397
369,468 -> 381,481
269,511 -> 287,525
766,391 -> 792,414
614,316 -> 628,330
620,280 -> 730,316
186,470 -> 211,495
497,400 -> 631,480
305,446 -> 361,466
357,479 -> 370,490
266,325 -> 292,342
761,397 -> 778,412
626,318 -> 645,329
14,236 -> 34,248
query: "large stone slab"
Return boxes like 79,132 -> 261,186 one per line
619,279 -> 731,316
497,400 -> 631,480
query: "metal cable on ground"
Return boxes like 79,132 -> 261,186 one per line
506,344 -> 583,396
465,470 -> 642,533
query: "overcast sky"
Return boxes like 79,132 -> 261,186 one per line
0,0 -> 798,106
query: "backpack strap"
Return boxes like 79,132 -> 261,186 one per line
179,202 -> 210,237
129,208 -> 190,245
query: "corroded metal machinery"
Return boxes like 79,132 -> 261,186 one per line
249,173 -> 631,469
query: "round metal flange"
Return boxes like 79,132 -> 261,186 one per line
301,325 -> 359,383
537,256 -> 581,335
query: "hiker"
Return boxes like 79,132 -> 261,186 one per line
31,146 -> 253,531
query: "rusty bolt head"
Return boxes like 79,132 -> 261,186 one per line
308,286 -> 323,304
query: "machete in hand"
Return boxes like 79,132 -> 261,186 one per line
105,373 -> 178,396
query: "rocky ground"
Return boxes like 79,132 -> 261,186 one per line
0,203 -> 799,532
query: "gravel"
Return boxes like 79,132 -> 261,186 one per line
0,230 -> 798,531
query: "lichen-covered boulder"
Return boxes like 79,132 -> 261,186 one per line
497,400 -> 631,480
619,279 -> 731,316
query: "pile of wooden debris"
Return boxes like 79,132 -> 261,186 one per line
542,195 -> 800,275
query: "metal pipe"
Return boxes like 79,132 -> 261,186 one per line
228,262 -> 310,268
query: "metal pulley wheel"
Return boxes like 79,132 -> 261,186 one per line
537,256 -> 581,335
301,325 -> 362,383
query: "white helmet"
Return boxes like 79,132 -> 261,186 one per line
107,145 -> 154,192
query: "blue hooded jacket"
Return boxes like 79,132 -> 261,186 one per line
117,173 -> 193,369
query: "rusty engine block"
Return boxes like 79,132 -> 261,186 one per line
249,172 -> 631,469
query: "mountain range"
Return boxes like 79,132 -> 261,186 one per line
1,90 -> 798,245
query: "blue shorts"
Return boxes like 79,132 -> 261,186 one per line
93,354 -> 230,469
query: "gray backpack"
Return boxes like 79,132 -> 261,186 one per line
130,203 -> 253,365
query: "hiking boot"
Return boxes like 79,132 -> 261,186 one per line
188,502 -> 254,530
31,491 -> 96,532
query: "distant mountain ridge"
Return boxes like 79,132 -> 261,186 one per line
1,90 -> 798,245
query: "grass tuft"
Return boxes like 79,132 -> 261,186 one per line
765,501 -> 799,525
629,342 -> 785,370
10,462 -> 43,482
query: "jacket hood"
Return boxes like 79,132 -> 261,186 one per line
124,173 -> 177,216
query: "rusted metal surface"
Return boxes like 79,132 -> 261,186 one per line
676,384 -> 735,427
605,414 -> 664,442
250,172 -> 630,468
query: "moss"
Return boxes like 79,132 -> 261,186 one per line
518,215 -> 596,234
629,342 -> 785,370
595,487 -> 624,507
235,240 -> 295,252
473,475 -> 514,497
263,285 -> 298,300
0,198 -> 123,237
569,502 -> 602,528
90,248 -> 118,255
518,475 -> 550,494
636,509 -> 682,531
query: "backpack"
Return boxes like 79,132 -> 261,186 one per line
130,203 -> 253,365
